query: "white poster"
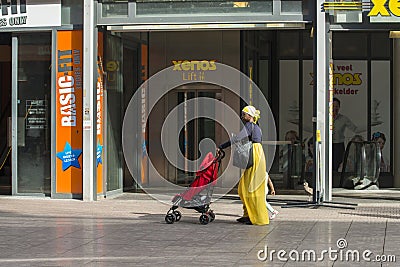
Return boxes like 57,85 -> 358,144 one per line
279,60 -> 300,176
302,60 -> 313,142
371,61 -> 391,171
0,0 -> 61,29
279,60 -> 299,141
331,60 -> 368,143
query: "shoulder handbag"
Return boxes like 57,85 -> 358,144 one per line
232,124 -> 254,169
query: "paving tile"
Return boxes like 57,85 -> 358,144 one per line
235,259 -> 285,267
333,261 -> 381,267
0,194 -> 400,266
284,261 -> 334,267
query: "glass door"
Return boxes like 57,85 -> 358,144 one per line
176,90 -> 220,185
0,33 -> 11,195
12,32 -> 52,195
105,33 -> 123,193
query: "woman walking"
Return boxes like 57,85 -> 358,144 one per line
217,105 -> 269,225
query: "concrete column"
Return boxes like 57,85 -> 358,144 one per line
11,37 -> 17,195
83,0 -> 97,201
394,39 -> 400,187
316,0 -> 332,201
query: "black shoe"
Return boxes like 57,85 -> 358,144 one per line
236,217 -> 249,223
244,220 -> 253,225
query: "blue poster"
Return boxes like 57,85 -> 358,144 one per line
56,142 -> 83,171
97,141 -> 103,166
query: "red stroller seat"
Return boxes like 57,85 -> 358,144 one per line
166,151 -> 224,225
180,152 -> 219,201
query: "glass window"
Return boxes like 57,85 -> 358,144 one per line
105,34 -> 123,191
0,33 -> 11,194
136,1 -> 272,15
176,91 -> 218,185
302,30 -> 313,58
302,59 -> 313,151
281,0 -> 302,14
258,59 -> 269,99
371,33 -> 390,59
16,32 -> 52,194
101,0 -> 129,18
371,61 -> 390,173
332,32 -> 368,58
331,60 -> 368,174
279,60 -> 300,144
61,0 -> 83,25
301,0 -> 312,17
333,11 -> 362,24
278,31 -> 299,57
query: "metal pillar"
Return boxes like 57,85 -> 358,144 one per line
394,39 -> 400,188
316,0 -> 332,201
11,37 -> 17,195
51,29 -> 57,198
83,0 -> 97,201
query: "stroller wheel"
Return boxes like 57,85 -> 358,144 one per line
165,213 -> 176,224
208,210 -> 215,222
173,211 -> 182,222
199,214 -> 210,225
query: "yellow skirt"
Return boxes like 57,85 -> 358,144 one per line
238,143 -> 269,225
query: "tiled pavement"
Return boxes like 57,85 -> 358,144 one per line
0,193 -> 399,266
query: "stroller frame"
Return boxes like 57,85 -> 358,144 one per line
165,151 -> 224,225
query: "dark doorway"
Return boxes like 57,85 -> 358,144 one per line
0,33 -> 11,194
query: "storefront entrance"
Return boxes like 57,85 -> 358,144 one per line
0,32 -> 52,196
0,33 -> 11,194
163,87 -> 222,186
103,28 -> 396,195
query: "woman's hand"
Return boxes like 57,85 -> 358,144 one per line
270,188 -> 276,195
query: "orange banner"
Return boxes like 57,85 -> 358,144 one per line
56,30 -> 83,194
96,32 -> 104,194
141,44 -> 148,185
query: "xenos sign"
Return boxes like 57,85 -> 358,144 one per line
368,0 -> 400,17
172,60 -> 217,71
172,60 -> 217,81
333,73 -> 362,86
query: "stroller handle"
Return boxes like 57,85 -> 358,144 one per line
216,149 -> 225,160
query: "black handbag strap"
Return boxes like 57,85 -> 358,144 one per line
248,123 -> 254,142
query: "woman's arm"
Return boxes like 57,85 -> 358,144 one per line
219,123 -> 252,149
267,175 -> 275,195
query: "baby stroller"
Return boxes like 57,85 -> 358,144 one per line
165,150 -> 224,225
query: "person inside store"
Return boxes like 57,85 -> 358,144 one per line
304,136 -> 314,173
332,97 -> 358,172
337,134 -> 364,173
279,130 -> 304,189
302,136 -> 315,196
371,131 -> 390,173
217,105 -> 269,225
279,130 -> 300,173
285,130 -> 300,145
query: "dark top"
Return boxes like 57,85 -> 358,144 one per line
218,121 -> 262,149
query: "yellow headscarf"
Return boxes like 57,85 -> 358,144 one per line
242,105 -> 260,123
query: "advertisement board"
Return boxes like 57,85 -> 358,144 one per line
97,32 -> 104,193
56,30 -> 83,194
0,0 -> 61,29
